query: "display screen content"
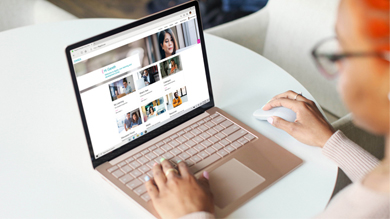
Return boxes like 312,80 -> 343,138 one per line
71,7 -> 210,159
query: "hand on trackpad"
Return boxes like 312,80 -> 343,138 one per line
209,159 -> 266,209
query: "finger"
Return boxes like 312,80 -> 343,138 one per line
160,159 -> 177,180
268,116 -> 297,135
152,162 -> 167,189
269,90 -> 308,102
145,178 -> 159,200
198,171 -> 210,187
177,161 -> 191,179
262,97 -> 305,112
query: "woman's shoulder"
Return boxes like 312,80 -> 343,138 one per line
363,160 -> 390,193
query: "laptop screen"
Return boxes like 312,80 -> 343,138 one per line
68,4 -> 211,160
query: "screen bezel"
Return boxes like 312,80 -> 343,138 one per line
65,0 -> 215,169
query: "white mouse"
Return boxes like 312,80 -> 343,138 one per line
253,107 -> 297,123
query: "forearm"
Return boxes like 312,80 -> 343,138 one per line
322,130 -> 380,182
178,212 -> 215,219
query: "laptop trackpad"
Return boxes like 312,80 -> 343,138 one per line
209,158 -> 265,209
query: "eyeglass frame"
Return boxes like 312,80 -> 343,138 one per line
311,37 -> 390,79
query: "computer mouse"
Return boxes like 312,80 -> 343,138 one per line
253,107 -> 297,123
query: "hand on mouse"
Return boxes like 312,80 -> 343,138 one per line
262,90 -> 335,148
145,159 -> 214,219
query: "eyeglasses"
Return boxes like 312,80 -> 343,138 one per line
311,37 -> 390,79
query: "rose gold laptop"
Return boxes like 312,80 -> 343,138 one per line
65,1 -> 303,217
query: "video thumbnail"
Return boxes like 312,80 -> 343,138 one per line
108,74 -> 136,101
141,97 -> 166,122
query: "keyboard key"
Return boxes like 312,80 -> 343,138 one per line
119,174 -> 134,184
178,144 -> 189,151
198,151 -> 209,159
226,130 -> 247,142
201,141 -> 212,147
193,136 -> 203,143
125,157 -> 134,163
107,166 -> 118,173
184,127 -> 192,132
146,152 -> 157,160
225,145 -> 236,153
183,133 -> 194,140
129,161 -> 141,169
232,141 -> 243,149
133,153 -> 142,159
170,148 -> 182,156
162,152 -> 174,160
169,141 -> 180,147
112,169 -> 124,178
208,136 -> 219,144
212,116 -> 226,124
194,145 -> 206,152
200,132 -> 210,139
118,161 -> 127,167
215,132 -> 226,139
189,154 -> 221,173
130,169 -> 142,178
244,134 -> 256,141
176,136 -> 188,143
126,179 -> 142,190
148,145 -> 157,151
197,120 -> 205,125
191,123 -> 199,129
153,148 -> 165,156
161,144 -> 173,152
191,155 -> 202,163
170,134 -> 179,139
220,120 -> 233,128
185,140 -> 196,147
212,143 -> 223,150
198,125 -> 208,132
146,170 -> 153,178
207,128 -> 217,136
147,160 -> 156,168
210,113 -> 219,119
204,117 -> 211,122
139,165 -> 150,173
213,125 -> 224,132
179,152 -> 191,160
138,157 -> 149,165
217,149 -> 229,157
205,122 -> 215,128
163,138 -> 171,144
156,142 -> 164,147
191,129 -> 202,136
121,165 -> 132,173
186,148 -> 198,156
222,125 -> 240,136
141,193 -> 151,202
170,157 -> 181,163
219,139 -> 230,146
134,185 -> 147,195
205,147 -> 216,155
139,174 -> 149,183
177,130 -> 185,136
141,149 -> 150,155
238,137 -> 249,145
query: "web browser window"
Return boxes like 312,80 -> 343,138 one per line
70,7 -> 210,159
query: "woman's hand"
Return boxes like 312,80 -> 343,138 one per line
145,159 -> 214,219
262,90 -> 335,148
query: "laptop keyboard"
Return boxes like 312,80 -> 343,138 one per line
106,113 -> 257,202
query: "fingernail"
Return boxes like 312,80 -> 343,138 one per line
177,160 -> 182,164
267,117 -> 274,124
203,171 -> 209,180
160,158 -> 165,163
144,176 -> 150,182
153,162 -> 158,166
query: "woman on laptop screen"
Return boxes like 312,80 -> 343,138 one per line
158,28 -> 178,59
144,0 -> 390,218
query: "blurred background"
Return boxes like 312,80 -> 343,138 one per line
47,0 -> 268,29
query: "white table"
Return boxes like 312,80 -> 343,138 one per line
0,19 -> 337,218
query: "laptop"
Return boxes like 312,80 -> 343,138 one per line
65,1 -> 303,217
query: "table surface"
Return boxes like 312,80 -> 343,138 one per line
0,19 -> 337,218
